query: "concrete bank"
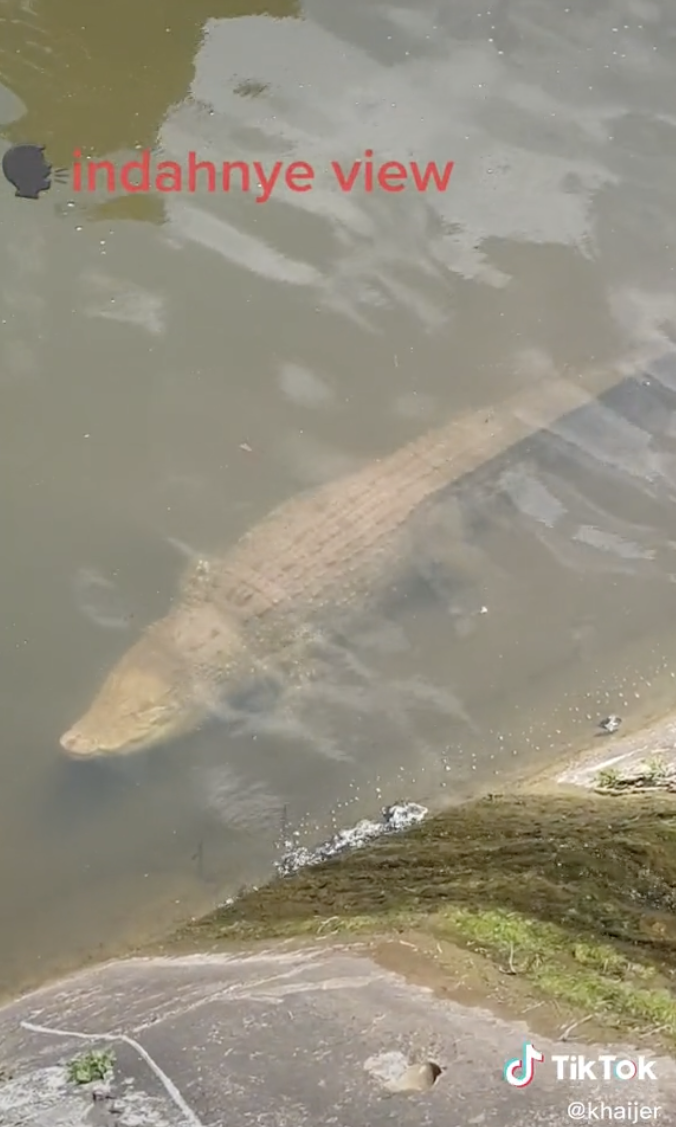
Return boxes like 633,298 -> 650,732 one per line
2,945 -> 676,1126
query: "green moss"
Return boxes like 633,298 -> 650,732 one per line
174,792 -> 676,1041
426,906 -> 676,1036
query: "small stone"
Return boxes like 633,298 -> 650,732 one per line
599,715 -> 622,734
391,1061 -> 443,1092
364,1051 -> 443,1093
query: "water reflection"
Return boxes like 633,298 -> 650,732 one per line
0,0 -> 300,159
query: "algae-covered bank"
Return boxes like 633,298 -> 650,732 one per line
168,791 -> 676,1048
6,794 -> 676,1127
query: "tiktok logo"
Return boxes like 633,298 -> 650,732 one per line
504,1041 -> 545,1088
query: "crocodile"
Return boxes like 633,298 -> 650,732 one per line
59,363 -> 645,758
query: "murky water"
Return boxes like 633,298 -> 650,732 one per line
2,0 -> 676,994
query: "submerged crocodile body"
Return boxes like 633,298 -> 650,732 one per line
59,364 -> 641,757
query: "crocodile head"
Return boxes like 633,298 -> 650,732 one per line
58,614 -> 242,757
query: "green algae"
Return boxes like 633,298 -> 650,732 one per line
174,792 -> 676,1041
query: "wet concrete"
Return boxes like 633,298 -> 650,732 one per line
2,947 -> 675,1126
555,708 -> 676,793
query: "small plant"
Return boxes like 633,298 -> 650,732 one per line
66,1048 -> 115,1085
643,755 -> 669,783
596,767 -> 622,790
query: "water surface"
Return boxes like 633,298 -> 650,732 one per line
2,0 -> 676,994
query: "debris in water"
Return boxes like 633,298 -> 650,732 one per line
275,800 -> 428,878
598,715 -> 622,734
191,840 -> 204,880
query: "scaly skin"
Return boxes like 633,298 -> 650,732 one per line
59,368 -> 633,757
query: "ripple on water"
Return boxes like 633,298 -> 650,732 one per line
71,566 -> 135,631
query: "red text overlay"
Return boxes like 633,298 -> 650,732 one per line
72,150 -> 455,203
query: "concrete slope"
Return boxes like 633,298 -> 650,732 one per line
1,945 -> 675,1125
